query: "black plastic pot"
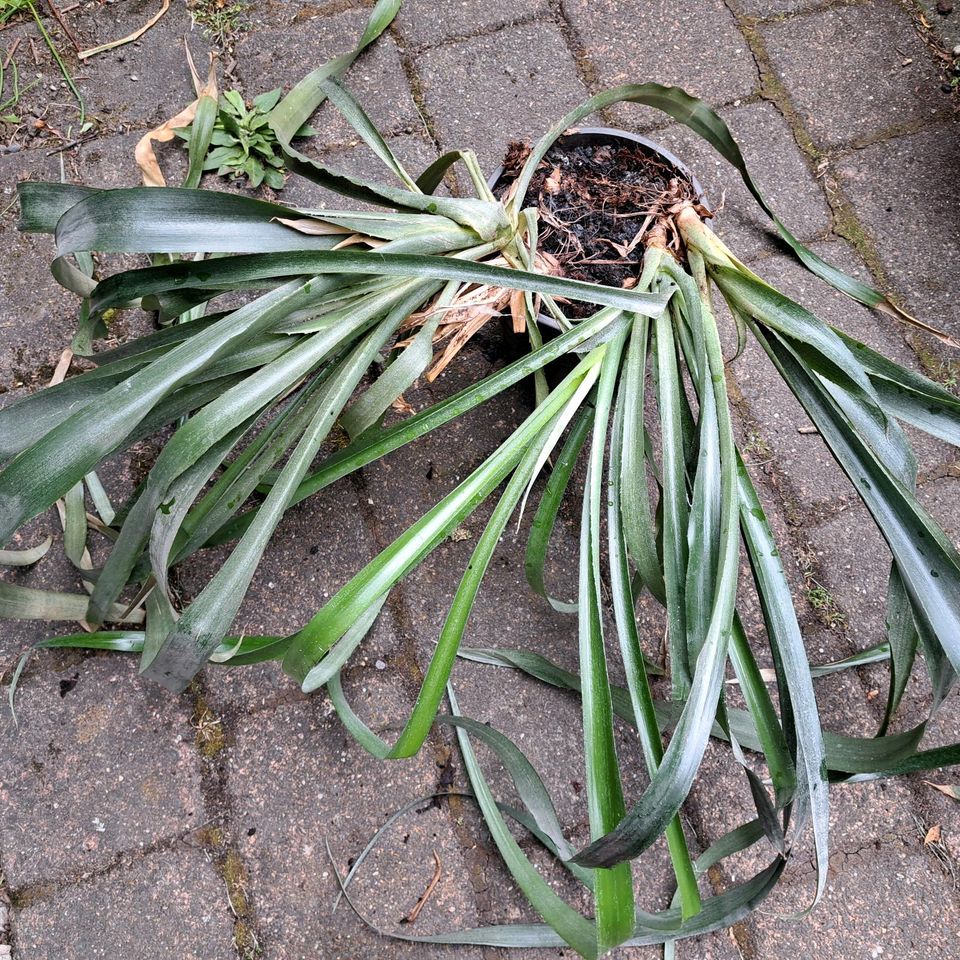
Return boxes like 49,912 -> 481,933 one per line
488,126 -> 706,334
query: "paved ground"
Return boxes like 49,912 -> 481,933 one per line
0,0 -> 959,958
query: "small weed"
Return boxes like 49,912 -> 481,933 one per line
0,0 -> 31,27
189,0 -> 248,43
743,431 -> 772,461
176,88 -> 315,189
806,579 -> 846,628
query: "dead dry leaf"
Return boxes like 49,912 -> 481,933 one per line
135,43 -> 217,187
273,217 -> 353,236
924,781 -> 960,801
924,823 -> 942,845
509,288 -> 525,334
543,166 -> 562,194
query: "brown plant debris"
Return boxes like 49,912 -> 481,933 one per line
497,138 -> 708,314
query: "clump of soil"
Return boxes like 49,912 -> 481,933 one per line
498,138 -> 707,315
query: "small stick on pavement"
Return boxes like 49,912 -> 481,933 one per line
45,0 -> 81,53
402,851 -> 442,925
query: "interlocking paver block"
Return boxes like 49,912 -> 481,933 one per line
564,0 -> 757,105
415,21 -> 588,170
649,100 -> 831,260
225,696 -> 484,958
395,0 -> 550,48
235,7 -> 421,147
0,656 -> 203,888
836,121 -> 960,345
12,845 -> 235,959
761,3 -> 945,147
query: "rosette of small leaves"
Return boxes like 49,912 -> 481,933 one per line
177,87 -> 316,189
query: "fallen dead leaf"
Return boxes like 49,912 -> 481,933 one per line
924,781 -> 960,801
135,43 -> 217,187
924,823 -> 942,846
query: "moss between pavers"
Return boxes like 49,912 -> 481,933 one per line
190,684 -> 228,758
198,828 -> 261,958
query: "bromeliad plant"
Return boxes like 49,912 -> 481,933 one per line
3,1 -> 960,955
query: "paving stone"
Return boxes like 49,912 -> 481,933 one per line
751,837 -> 960,958
12,845 -> 235,959
234,7 -> 422,148
0,3 -> 201,134
564,0 -> 757,108
761,3 -> 945,148
415,21 -> 588,171
739,0 -> 830,16
0,133 -> 146,393
648,100 -> 832,260
225,696 -> 485,959
178,477 -> 384,713
0,655 -> 203,888
0,511 -> 93,661
394,0 -> 551,49
917,0 -> 960,49
805,501 -> 892,653
728,239 -> 956,507
836,121 -> 960,346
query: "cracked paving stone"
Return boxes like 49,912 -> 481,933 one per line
234,7 -> 422,149
751,836 -> 960,957
414,21 -> 588,171
0,656 -> 203,889
564,0 -> 757,109
835,121 -> 960,348
11,844 -> 235,959
394,0 -> 551,49
761,3 -> 945,148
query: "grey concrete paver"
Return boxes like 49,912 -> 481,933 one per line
564,0 -> 757,106
648,100 -> 832,260
0,4 -> 202,134
753,838 -> 960,958
0,133 -> 146,393
415,20 -> 588,170
836,121 -> 960,346
394,0 -> 551,48
179,478 -> 383,713
12,844 -> 235,959
234,7 -> 422,148
0,656 -> 203,889
761,2 -> 947,148
224,696 -> 485,959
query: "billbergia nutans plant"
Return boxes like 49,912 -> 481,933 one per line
2,2 -> 960,956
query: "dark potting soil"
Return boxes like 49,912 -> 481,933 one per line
497,140 -> 700,316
